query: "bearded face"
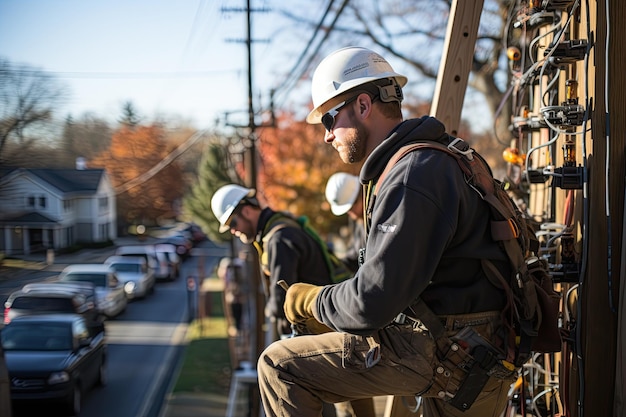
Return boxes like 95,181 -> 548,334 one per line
333,109 -> 368,164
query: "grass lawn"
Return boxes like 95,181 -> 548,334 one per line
172,289 -> 233,396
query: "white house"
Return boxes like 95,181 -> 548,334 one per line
0,167 -> 117,255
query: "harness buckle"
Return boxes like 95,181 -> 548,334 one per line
448,138 -> 474,160
394,313 -> 407,325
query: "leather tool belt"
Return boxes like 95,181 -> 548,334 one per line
396,302 -> 517,411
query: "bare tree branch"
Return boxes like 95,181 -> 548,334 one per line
0,58 -> 67,165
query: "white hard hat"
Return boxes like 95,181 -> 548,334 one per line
211,184 -> 255,232
325,173 -> 361,216
307,46 -> 408,124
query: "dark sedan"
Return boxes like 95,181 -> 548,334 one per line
1,314 -> 106,416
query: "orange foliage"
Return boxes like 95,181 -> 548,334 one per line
256,111 -> 359,233
90,125 -> 185,225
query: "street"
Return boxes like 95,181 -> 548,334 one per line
1,239 -> 228,417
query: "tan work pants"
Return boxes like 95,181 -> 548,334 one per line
257,312 -> 515,417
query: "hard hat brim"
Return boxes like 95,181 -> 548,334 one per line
330,202 -> 354,216
306,74 -> 408,124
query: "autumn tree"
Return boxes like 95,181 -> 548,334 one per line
183,141 -> 241,242
90,124 -> 185,231
256,111 -> 359,237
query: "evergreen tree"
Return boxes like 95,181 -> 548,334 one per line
183,142 -> 240,242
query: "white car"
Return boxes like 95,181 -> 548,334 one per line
104,256 -> 156,300
57,264 -> 127,318
154,243 -> 181,280
115,245 -> 171,282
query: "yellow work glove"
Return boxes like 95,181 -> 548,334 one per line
284,283 -> 332,335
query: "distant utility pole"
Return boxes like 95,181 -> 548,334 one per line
222,0 -> 269,190
222,5 -> 270,417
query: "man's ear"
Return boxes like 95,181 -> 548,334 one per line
356,93 -> 373,119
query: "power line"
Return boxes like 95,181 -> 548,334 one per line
272,0 -> 337,103
11,69 -> 237,79
114,129 -> 212,195
273,0 -> 351,110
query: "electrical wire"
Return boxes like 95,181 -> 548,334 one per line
604,0 -> 615,315
271,0 -> 337,104
573,0 -> 594,414
272,0 -> 351,110
114,129 -> 211,194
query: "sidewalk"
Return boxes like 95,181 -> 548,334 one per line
161,392 -> 229,417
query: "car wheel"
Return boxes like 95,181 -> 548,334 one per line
97,360 -> 107,387
66,383 -> 81,416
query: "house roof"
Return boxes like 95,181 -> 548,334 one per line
27,169 -> 105,193
1,211 -> 57,225
0,167 -> 105,193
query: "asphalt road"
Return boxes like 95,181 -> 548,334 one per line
2,238 -> 228,417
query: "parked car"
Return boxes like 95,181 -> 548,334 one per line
57,265 -> 127,319
161,234 -> 193,259
103,256 -> 155,299
3,283 -> 104,336
115,245 -> 171,281
0,343 -> 11,417
183,223 -> 207,243
1,314 -> 106,416
154,243 -> 181,279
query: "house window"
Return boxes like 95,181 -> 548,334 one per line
63,200 -> 73,211
65,226 -> 74,246
27,196 -> 35,207
99,223 -> 110,240
39,196 -> 46,208
99,196 -> 108,210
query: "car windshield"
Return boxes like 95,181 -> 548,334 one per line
11,297 -> 76,312
2,323 -> 73,351
110,263 -> 141,273
61,273 -> 106,287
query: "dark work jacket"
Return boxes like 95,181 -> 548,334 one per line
255,208 -> 333,327
314,116 -> 510,335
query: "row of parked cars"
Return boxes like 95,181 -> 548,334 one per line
0,241 -> 188,416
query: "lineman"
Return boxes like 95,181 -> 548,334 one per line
257,47 -> 515,417
210,184 -> 332,340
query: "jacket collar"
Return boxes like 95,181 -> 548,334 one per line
360,116 -> 448,184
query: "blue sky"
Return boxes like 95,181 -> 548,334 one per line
0,0 -> 324,129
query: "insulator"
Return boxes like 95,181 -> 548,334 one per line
503,148 -> 526,166
507,47 -> 521,61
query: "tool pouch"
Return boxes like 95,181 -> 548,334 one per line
424,337 -> 475,405
426,333 -> 516,411
410,300 -> 517,411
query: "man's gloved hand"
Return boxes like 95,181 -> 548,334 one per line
284,283 -> 332,334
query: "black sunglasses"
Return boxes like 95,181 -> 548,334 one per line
321,96 -> 358,132
227,204 -> 245,229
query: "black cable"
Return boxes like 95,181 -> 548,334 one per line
575,0 -> 593,415
272,0 -> 351,111
272,0 -> 337,104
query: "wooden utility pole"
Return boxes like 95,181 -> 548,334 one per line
429,0 -> 484,137
222,3 -> 269,417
